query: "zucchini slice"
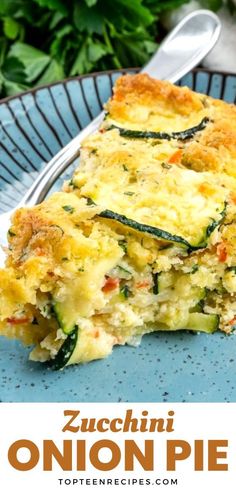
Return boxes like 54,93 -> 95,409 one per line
108,117 -> 209,141
98,207 -> 226,251
99,210 -> 192,249
53,301 -> 75,335
185,313 -> 219,333
155,313 -> 219,334
52,327 -> 78,370
52,326 -> 115,370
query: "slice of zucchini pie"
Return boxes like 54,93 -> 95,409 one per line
1,73 -> 236,369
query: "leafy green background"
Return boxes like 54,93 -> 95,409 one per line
0,0 -> 233,98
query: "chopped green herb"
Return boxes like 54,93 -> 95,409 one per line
90,149 -> 98,156
118,240 -> 127,254
41,304 -> 53,318
151,140 -> 162,146
124,191 -> 135,196
120,285 -> 132,299
78,267 -> 84,272
191,264 -> 199,274
86,197 -> 96,206
61,257 -> 69,262
8,229 -> 16,237
122,164 -> 128,171
62,205 -> 75,214
68,179 -> 78,189
161,162 -> 172,170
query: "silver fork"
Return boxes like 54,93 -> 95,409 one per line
0,9 -> 221,266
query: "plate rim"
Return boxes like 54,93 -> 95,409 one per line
0,66 -> 236,401
0,66 -> 236,105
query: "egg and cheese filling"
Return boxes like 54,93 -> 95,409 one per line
1,74 -> 236,368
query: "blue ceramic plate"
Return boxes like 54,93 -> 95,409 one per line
0,68 -> 236,403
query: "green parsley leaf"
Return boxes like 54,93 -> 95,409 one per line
120,284 -> 132,299
118,240 -> 127,253
86,197 -> 96,206
62,205 -> 75,213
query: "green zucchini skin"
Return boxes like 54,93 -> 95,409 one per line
152,272 -> 159,294
185,313 -> 219,333
51,327 -> 78,370
98,208 -> 226,251
108,117 -> 209,141
52,302 -> 75,335
99,209 -> 192,249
